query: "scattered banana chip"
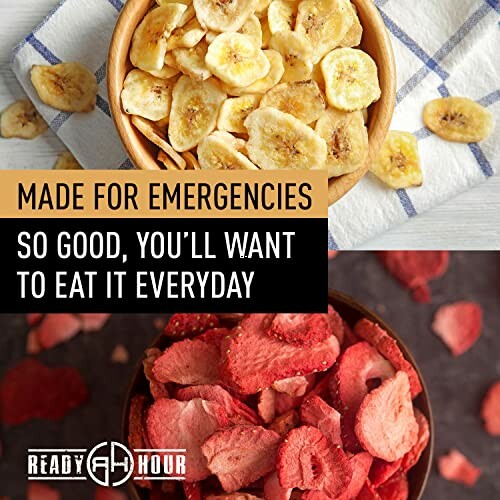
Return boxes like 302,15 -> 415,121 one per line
166,17 -> 206,51
121,69 -> 175,121
53,152 -> 83,170
0,99 -> 48,139
206,33 -> 270,87
322,48 -> 380,111
193,0 -> 257,32
130,4 -> 187,71
172,40 -> 212,81
296,0 -> 353,63
168,76 -> 226,151
31,62 -> 97,113
423,97 -> 493,143
315,107 -> 368,178
198,134 -> 258,170
269,31 -> 312,83
132,115 -> 187,169
245,107 -> 327,170
217,94 -> 262,133
370,131 -> 422,189
259,80 -> 325,124
268,0 -> 298,34
182,150 -> 201,169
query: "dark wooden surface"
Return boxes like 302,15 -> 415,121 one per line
0,252 -> 499,498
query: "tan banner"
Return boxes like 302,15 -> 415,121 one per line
0,170 -> 328,218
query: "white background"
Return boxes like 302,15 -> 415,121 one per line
1,0 -> 499,249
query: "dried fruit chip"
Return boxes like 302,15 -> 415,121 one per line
438,449 -> 481,487
432,301 -> 483,356
423,97 -> 493,143
268,409 -> 300,436
143,348 -> 170,400
166,17 -> 207,51
401,409 -> 430,473
31,62 -> 98,113
268,0 -> 298,34
376,473 -> 408,500
217,94 -> 262,134
273,375 -> 314,397
198,134 -> 258,170
355,372 -> 418,462
172,40 -> 212,81
0,99 -> 48,139
193,0 -> 257,32
202,425 -> 280,492
370,131 -> 422,189
264,471 -> 292,500
110,344 -> 129,364
28,313 -> 82,351
183,482 -> 202,500
266,313 -> 332,347
338,452 -> 374,500
268,31 -> 312,83
164,313 -> 220,338
53,152 -> 83,170
258,388 -> 277,423
300,394 -> 342,446
481,381 -> 500,436
369,458 -> 402,488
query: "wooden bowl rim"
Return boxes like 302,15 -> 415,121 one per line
122,293 -> 433,499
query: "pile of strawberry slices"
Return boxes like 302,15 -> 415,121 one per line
128,311 -> 430,499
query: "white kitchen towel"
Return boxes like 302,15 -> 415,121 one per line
328,0 -> 499,249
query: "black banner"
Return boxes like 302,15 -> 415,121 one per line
3,218 -> 327,313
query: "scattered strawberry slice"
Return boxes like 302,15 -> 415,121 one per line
432,301 -> 483,356
401,409 -> 430,472
27,482 -> 61,500
153,338 -> 220,385
110,344 -> 129,364
376,473 -> 408,500
273,374 -> 315,397
328,251 -> 338,259
94,487 -> 127,500
357,479 -> 381,500
338,452 -> 374,499
269,410 -> 300,436
438,449 -> 481,487
354,319 -> 422,398
277,426 -> 352,497
481,381 -> 500,436
31,313 -> 82,351
220,314 -> 340,395
258,388 -> 277,424
355,372 -> 418,462
0,359 -> 88,425
369,459 -> 402,488
146,398 -> 229,482
264,471 -> 292,500
378,251 -> 449,303
79,313 -> 110,332
128,394 -> 151,490
176,384 -> 260,425
164,313 -> 220,339
266,313 -> 332,347
197,327 -> 231,349
300,394 -> 342,446
201,425 -> 281,492
183,482 -> 202,500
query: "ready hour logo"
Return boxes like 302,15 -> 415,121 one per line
27,442 -> 186,486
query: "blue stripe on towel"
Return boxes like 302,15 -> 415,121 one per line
396,189 -> 418,218
26,34 -> 62,64
328,231 -> 338,251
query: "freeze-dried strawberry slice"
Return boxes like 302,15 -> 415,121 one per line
143,348 -> 169,400
376,473 -> 408,500
128,394 -> 151,490
201,425 -> 281,492
30,313 -> 82,351
94,487 -> 127,500
110,344 -> 129,364
275,392 -> 305,415
183,482 -> 202,500
0,359 -> 88,425
338,452 -> 374,500
221,314 -> 340,395
176,384 -> 260,425
401,409 -> 430,472
79,313 -> 110,332
369,459 -> 402,488
355,372 -> 418,462
197,328 -> 231,349
438,449 -> 481,487
432,301 -> 483,357
264,471 -> 292,500
258,388 -> 276,424
146,398 -> 229,482
277,426 -> 352,497
273,375 -> 315,397
27,482 -> 61,500
481,381 -> 500,436
331,341 -> 395,414
206,495 -> 262,500
153,339 -> 220,385
300,394 -> 342,446
354,319 -> 422,398
342,321 -> 359,349
301,491 -> 329,499
308,375 -> 331,401
266,313 -> 331,347
269,410 -> 300,436
357,480 -> 381,500
164,313 -> 220,338
378,251 -> 449,303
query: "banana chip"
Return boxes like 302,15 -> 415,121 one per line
121,69 -> 175,121
370,131 -> 422,189
158,150 -> 181,169
206,33 -> 270,87
130,4 -> 187,71
211,130 -> 248,152
53,152 -> 83,170
268,0 -> 298,34
147,65 -> 180,79
423,97 -> 493,143
322,48 -> 380,111
261,17 -> 272,48
269,31 -> 312,83
132,115 -> 187,169
173,40 -> 212,81
0,99 -> 48,139
31,62 -> 97,113
296,0 -> 353,63
245,107 -> 327,170
315,107 -> 368,178
166,17 -> 206,51
340,2 -> 363,48
198,134 -> 258,170
255,0 -> 272,17
239,14 -> 263,47
193,0 -> 257,32
168,76 -> 226,151
259,80 -> 325,124
217,94 -> 261,133
182,150 -> 201,169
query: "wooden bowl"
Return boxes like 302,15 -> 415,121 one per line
108,1 -> 396,197
122,293 -> 432,499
